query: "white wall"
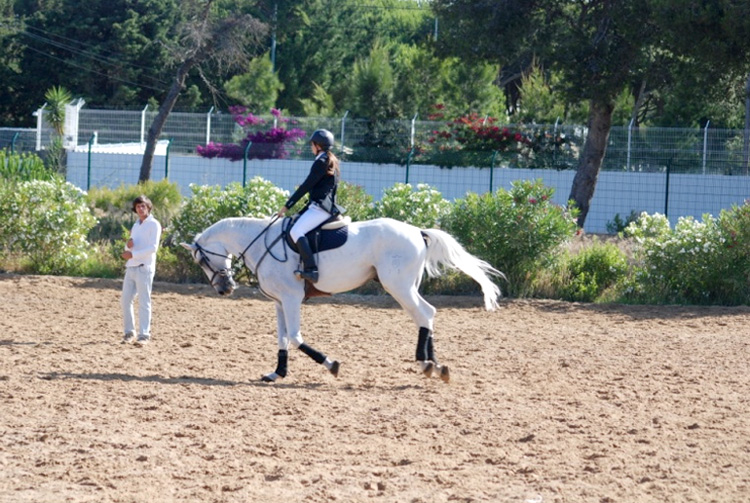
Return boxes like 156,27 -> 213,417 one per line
67,152 -> 750,234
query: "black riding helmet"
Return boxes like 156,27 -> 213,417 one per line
309,129 -> 334,151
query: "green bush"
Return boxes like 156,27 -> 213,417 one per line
0,178 -> 96,274
166,178 -> 289,283
717,202 -> 750,303
0,150 -> 57,182
86,180 -> 183,241
337,181 -> 375,222
606,210 -> 641,234
624,211 -> 744,305
170,177 -> 289,243
556,240 -> 629,302
442,179 -> 579,296
372,182 -> 452,228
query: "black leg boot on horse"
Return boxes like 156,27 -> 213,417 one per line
416,327 -> 450,382
299,343 -> 340,377
261,349 -> 289,382
294,236 -> 319,283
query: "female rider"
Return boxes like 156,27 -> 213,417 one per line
277,129 -> 341,283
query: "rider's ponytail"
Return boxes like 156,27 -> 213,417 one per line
325,150 -> 340,177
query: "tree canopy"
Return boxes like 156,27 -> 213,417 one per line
432,0 -> 750,225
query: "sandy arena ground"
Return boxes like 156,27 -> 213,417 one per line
1,273 -> 749,503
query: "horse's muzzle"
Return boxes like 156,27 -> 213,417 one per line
214,274 -> 236,296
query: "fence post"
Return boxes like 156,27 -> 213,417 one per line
35,103 -> 47,151
664,158 -> 672,217
164,138 -> 173,180
10,132 -> 19,155
206,106 -> 214,146
410,113 -> 418,148
87,133 -> 96,191
340,110 -> 349,152
626,118 -> 634,171
242,141 -> 252,187
490,150 -> 499,193
405,147 -> 415,184
140,104 -> 148,146
744,73 -> 750,175
702,121 -> 710,175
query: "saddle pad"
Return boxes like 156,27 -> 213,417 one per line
309,226 -> 348,253
286,225 -> 349,254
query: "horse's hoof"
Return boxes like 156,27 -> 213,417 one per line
261,373 -> 278,383
329,361 -> 340,378
439,365 -> 450,383
422,362 -> 434,378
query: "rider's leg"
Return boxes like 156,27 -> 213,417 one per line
290,204 -> 331,283
295,236 -> 318,282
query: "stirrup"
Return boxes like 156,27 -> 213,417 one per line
295,268 -> 318,283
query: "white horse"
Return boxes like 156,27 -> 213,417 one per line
181,216 -> 503,383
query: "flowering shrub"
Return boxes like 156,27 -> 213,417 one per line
196,106 -> 306,161
623,212 -> 743,304
523,128 -> 575,170
0,178 -> 96,273
421,112 -> 530,168
442,179 -> 579,296
420,105 -> 573,169
372,183 -> 452,228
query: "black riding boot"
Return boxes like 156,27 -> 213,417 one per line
295,236 -> 319,283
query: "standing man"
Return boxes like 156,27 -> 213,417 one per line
121,195 -> 162,346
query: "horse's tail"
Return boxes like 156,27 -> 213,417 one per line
420,228 -> 504,311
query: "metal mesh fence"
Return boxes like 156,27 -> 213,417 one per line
6,107 -> 750,233
0,128 -> 38,153
14,107 -> 750,175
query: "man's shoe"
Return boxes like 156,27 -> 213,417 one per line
122,333 -> 136,344
134,335 -> 151,346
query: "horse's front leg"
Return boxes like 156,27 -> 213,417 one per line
283,298 -> 340,379
261,302 -> 291,382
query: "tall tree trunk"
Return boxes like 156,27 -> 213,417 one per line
631,78 -> 647,127
568,98 -> 615,228
138,59 -> 194,182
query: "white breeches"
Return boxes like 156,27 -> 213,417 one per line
290,203 -> 331,242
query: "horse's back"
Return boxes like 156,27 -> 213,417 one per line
344,218 -> 427,264
350,217 -> 423,242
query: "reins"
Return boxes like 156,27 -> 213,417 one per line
237,215 -> 289,276
195,215 -> 289,288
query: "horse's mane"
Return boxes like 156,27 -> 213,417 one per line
195,216 -> 276,243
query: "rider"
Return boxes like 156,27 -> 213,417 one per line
277,129 -> 341,283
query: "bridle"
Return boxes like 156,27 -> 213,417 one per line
193,242 -> 235,289
193,215 -> 287,290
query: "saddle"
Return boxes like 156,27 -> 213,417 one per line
284,214 -> 351,254
283,214 -> 351,300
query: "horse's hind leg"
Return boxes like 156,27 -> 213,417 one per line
415,326 -> 450,383
381,280 -> 449,382
297,343 -> 340,377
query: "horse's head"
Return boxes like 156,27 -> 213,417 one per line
181,240 -> 237,296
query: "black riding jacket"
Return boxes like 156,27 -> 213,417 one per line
285,152 -> 340,215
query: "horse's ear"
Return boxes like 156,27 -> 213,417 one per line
180,242 -> 197,251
